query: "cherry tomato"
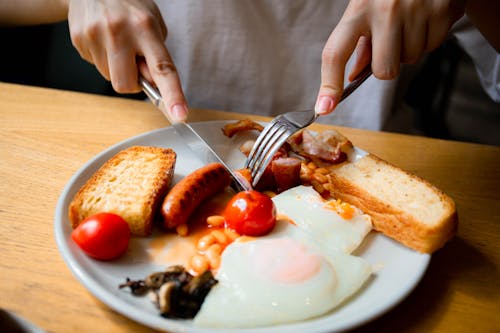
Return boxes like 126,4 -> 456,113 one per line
71,212 -> 130,260
223,190 -> 276,236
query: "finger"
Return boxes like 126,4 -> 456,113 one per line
70,33 -> 93,64
156,11 -> 168,40
103,11 -> 142,93
316,19 -> 364,115
425,1 -> 464,52
67,12 -> 93,63
87,41 -> 111,81
147,0 -> 168,40
425,18 -> 451,52
370,12 -> 402,80
139,34 -> 187,122
425,14 -> 456,52
107,46 -> 141,93
137,57 -> 153,82
348,36 -> 372,81
75,14 -> 110,80
105,23 -> 141,93
401,8 -> 427,64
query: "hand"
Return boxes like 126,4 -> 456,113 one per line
67,0 -> 188,122
315,0 -> 465,115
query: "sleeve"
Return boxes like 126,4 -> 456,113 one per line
451,16 -> 500,103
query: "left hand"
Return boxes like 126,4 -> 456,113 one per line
315,0 -> 465,115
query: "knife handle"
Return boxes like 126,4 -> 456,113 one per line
140,78 -> 161,105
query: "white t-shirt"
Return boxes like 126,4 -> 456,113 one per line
156,0 -> 499,130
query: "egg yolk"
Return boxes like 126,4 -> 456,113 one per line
251,238 -> 321,283
325,199 -> 356,220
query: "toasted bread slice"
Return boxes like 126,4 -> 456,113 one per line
69,146 -> 176,236
326,154 -> 457,253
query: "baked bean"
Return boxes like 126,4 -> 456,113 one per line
301,162 -> 315,179
206,244 -> 222,269
315,167 -> 329,175
211,229 -> 228,245
311,180 -> 325,195
307,161 -> 317,170
300,169 -> 313,182
224,228 -> 240,241
190,254 -> 209,274
322,182 -> 332,193
207,215 -> 225,228
207,243 -> 223,255
197,234 -> 215,251
313,172 -> 328,184
176,223 -> 189,237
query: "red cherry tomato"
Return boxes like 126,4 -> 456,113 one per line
71,213 -> 130,260
223,190 -> 276,236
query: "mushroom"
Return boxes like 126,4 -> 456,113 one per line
145,265 -> 187,289
158,281 -> 177,315
145,272 -> 168,289
184,270 -> 217,298
119,265 -> 218,319
118,278 -> 148,296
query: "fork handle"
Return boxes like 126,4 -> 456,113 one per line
340,65 -> 372,102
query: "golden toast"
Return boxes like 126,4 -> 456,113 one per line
325,154 -> 457,253
68,146 -> 176,236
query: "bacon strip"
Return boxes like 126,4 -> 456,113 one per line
222,119 -> 264,138
289,129 -> 351,164
223,119 -> 354,191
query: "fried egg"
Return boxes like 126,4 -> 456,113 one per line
272,185 -> 372,254
194,223 -> 372,328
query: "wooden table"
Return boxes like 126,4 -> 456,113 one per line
1,82 -> 499,332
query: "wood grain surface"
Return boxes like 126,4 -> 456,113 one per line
1,83 -> 499,333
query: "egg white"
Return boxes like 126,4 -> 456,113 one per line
271,185 -> 372,254
194,221 -> 372,328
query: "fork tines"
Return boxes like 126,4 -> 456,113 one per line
244,120 -> 295,187
244,66 -> 372,189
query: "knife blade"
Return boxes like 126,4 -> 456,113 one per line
140,78 -> 249,192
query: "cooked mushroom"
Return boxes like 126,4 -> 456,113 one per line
165,265 -> 185,275
145,265 -> 187,289
184,270 -> 217,298
118,278 -> 148,296
158,281 -> 177,315
119,265 -> 218,319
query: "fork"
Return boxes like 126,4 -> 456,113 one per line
245,65 -> 372,187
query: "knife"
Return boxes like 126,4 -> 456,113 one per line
140,78 -> 249,192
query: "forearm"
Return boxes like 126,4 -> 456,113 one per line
466,0 -> 500,53
0,0 -> 68,26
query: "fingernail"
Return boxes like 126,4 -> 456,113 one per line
170,103 -> 188,122
314,95 -> 336,115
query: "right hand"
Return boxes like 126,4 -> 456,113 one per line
67,0 -> 188,122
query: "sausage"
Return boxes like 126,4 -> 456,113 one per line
271,157 -> 302,192
161,162 -> 231,229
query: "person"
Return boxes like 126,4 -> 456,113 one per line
1,0 -> 499,130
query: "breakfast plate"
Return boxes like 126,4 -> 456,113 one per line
54,120 -> 430,333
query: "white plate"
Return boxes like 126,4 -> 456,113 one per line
54,120 -> 430,333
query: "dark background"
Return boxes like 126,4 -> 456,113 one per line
1,22 -> 499,146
